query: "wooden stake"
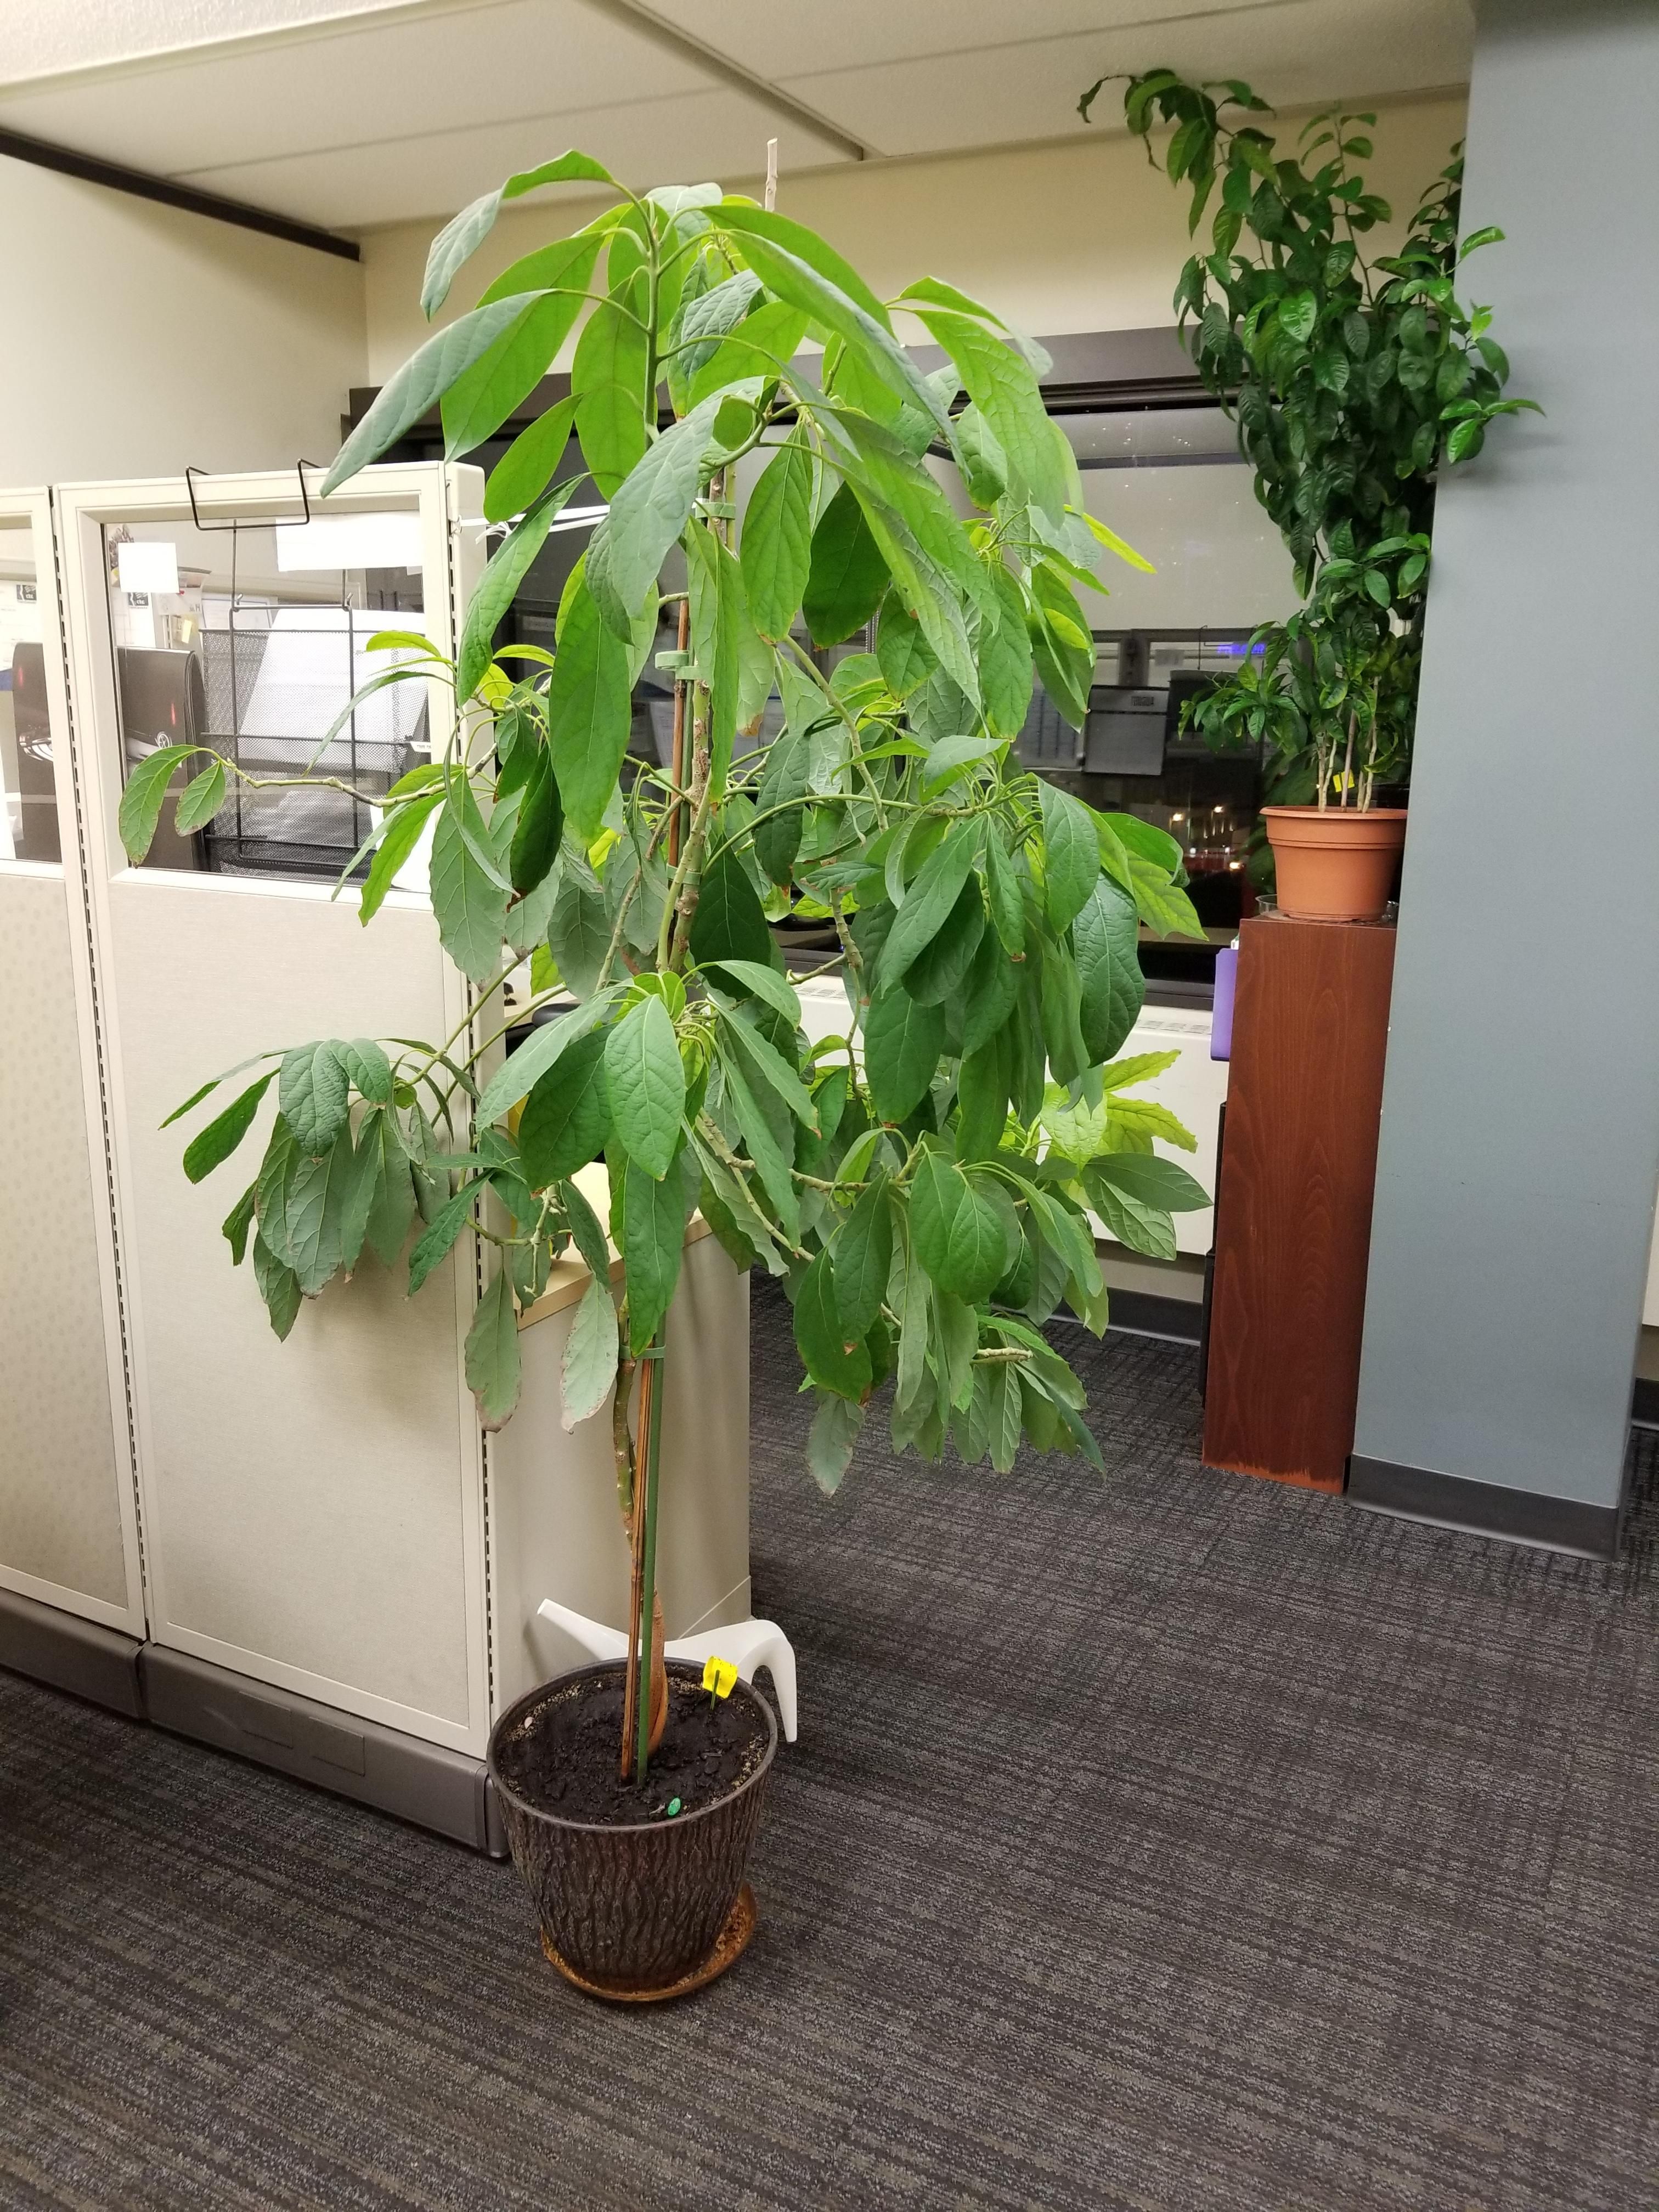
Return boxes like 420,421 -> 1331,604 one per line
764,137 -> 779,213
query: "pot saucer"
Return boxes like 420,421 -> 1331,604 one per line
539,1882 -> 758,2003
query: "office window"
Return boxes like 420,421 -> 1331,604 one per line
0,524 -> 58,866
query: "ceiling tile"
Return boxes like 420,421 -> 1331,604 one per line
179,91 -> 847,230
0,0 -> 703,177
780,0 -> 1475,158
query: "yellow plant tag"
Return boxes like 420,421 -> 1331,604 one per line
702,1655 -> 738,1700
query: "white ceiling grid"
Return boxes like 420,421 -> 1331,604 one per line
0,0 -> 1475,232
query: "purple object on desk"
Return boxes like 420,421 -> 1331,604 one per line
1211,945 -> 1237,1061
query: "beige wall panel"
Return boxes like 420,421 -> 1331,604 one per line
105,874 -> 481,1743
363,95 -> 1469,376
0,868 -> 128,1611
0,162 -> 364,486
493,1231 -> 751,1717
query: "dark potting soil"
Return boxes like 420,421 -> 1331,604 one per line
494,1664 -> 771,1828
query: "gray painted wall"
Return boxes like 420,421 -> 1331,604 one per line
1352,0 -> 1659,1512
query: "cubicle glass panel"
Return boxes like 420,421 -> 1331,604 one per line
104,512 -> 433,882
0,522 -> 64,868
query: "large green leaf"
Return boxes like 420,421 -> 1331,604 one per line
753,727 -> 809,887
546,564 -> 633,841
910,1151 -> 1010,1302
1039,781 -> 1102,932
407,1181 -> 475,1296
877,821 -> 981,992
980,566 -> 1035,739
741,433 -> 815,640
518,1027 -> 610,1185
621,1148 -> 693,1353
483,393 -> 579,524
875,597 -> 937,699
324,294 -> 551,495
954,1037 -> 1008,1161
508,746 -> 563,897
688,843 -> 775,968
251,1231 -> 301,1341
182,1070 -> 276,1184
222,1182 -> 257,1266
714,201 -> 893,328
173,759 -> 227,836
362,1108 -> 416,1267
862,989 -> 945,1124
1090,1151 -> 1210,1211
803,482 -> 889,646
430,773 -> 510,982
807,1392 -> 865,1495
359,791 -> 439,926
724,230 -> 949,441
1073,874 -> 1144,1064
703,958 -> 800,1026
600,391 -> 726,627
465,1269 -> 522,1431
441,286 -> 586,458
1039,940 -> 1089,1086
279,1042 -> 349,1158
281,1135 -> 356,1297
604,995 -> 686,1180
913,308 -> 1071,524
546,848 -> 611,994
832,1174 -> 893,1338
902,877 -> 985,1006
1082,1169 -> 1177,1262
458,477 -> 583,699
422,152 -> 617,318
118,743 -> 196,861
717,1050 -> 800,1243
572,296 -> 649,497
476,989 -> 619,1124
718,1006 -> 817,1131
561,1271 -> 619,1431
957,928 -> 1020,1058
795,1248 -> 871,1402
1127,854 -> 1207,940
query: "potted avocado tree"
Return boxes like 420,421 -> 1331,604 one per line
1081,70 -> 1536,921
125,155 -> 1209,1997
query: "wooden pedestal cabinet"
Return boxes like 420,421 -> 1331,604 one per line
1202,915 -> 1396,1492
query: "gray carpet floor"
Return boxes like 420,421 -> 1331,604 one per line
2,1277 -> 1656,2212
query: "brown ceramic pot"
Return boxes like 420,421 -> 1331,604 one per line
488,1660 -> 777,1997
1261,805 -> 1407,923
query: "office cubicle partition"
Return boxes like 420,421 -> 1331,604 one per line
53,465 -> 499,1756
0,489 -> 145,1647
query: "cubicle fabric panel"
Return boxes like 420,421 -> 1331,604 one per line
57,468 -> 493,1754
0,871 -> 133,1618
0,492 -> 144,1637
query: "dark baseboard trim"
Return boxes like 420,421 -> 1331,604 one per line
1107,1288 -> 1204,1345
0,1587 -> 145,1717
1632,1377 -> 1659,1431
1347,1454 -> 1621,1560
140,1647 -> 509,1857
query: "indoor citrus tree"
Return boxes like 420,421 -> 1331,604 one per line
126,155 -> 1209,1785
1082,70 -> 1535,811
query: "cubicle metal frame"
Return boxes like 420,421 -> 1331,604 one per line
0,487 -> 146,1639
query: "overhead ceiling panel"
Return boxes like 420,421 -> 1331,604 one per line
663,0 -> 1248,81
775,0 -> 1474,159
0,0 -> 703,178
178,92 -> 843,231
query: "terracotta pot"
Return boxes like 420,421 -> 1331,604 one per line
488,1661 -> 777,1999
1261,805 -> 1407,924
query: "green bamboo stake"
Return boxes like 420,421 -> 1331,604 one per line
633,1331 -> 668,1786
